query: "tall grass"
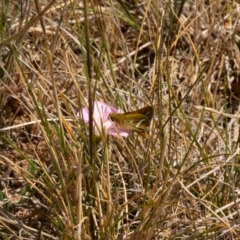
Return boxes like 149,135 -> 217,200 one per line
0,0 -> 240,239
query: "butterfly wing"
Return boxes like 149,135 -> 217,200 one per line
109,106 -> 154,136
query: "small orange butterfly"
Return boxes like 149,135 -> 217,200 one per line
109,106 -> 154,137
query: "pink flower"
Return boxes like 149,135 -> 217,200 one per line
77,101 -> 129,137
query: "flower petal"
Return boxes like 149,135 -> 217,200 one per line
77,107 -> 90,123
77,101 -> 129,137
108,127 -> 129,137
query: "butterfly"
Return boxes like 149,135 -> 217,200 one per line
109,106 -> 154,137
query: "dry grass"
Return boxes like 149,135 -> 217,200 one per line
0,0 -> 240,239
